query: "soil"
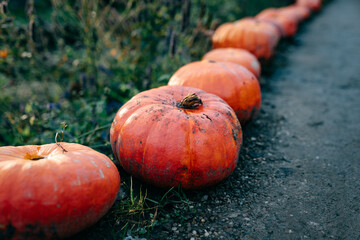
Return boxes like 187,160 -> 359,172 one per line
71,0 -> 360,239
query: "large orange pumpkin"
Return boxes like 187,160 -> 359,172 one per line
256,8 -> 299,37
296,0 -> 322,12
279,5 -> 311,22
212,18 -> 281,60
168,60 -> 261,125
202,48 -> 261,78
110,86 -> 242,189
0,143 -> 120,239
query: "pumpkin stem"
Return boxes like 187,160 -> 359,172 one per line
177,93 -> 203,109
55,132 -> 68,153
56,143 -> 68,153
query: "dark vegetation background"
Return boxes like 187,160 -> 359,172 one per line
0,0 -> 293,239
0,0 -> 293,150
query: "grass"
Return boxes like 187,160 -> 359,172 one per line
85,176 -> 194,239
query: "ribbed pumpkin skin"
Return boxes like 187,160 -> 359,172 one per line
256,8 -> 299,37
212,18 -> 281,60
202,48 -> 261,78
0,143 -> 120,240
110,86 -> 242,189
280,5 -> 311,22
168,60 -> 261,125
296,0 -> 322,12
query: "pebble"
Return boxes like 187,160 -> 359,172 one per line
125,237 -> 146,240
309,221 -> 319,226
116,188 -> 127,200
229,212 -> 239,218
201,195 -> 209,201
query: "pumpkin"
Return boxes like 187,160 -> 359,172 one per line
296,0 -> 322,12
168,60 -> 261,125
0,143 -> 120,239
212,18 -> 281,60
256,8 -> 299,37
110,86 -> 242,189
202,48 -> 261,78
279,5 -> 311,22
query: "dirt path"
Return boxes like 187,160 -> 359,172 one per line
148,0 -> 360,239
235,0 -> 360,238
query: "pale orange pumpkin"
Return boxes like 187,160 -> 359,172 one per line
0,143 -> 120,239
202,48 -> 261,78
212,18 -> 281,60
279,5 -> 311,22
296,0 -> 322,12
168,60 -> 261,125
256,8 -> 299,37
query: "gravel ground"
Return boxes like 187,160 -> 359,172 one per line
72,0 -> 360,239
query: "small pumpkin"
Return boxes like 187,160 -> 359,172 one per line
212,18 -> 281,60
110,86 -> 242,189
168,60 -> 261,125
256,8 -> 299,37
296,0 -> 322,12
0,143 -> 120,239
202,48 -> 261,78
279,5 -> 311,22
